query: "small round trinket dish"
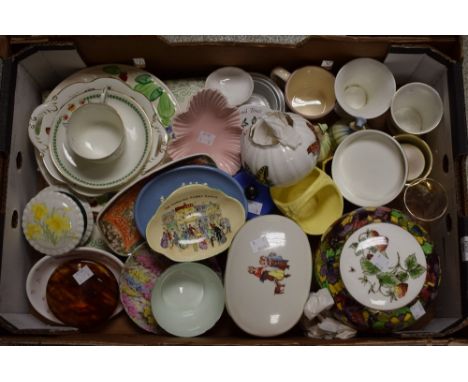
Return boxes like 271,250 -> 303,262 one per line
22,191 -> 84,256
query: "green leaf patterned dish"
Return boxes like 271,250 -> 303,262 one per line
316,207 -> 440,332
46,64 -> 179,131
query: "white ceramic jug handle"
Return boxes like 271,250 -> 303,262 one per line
28,102 -> 58,154
270,67 -> 291,84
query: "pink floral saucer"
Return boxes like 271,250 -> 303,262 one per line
167,89 -> 242,175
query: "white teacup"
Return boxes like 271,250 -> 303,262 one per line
335,58 -> 396,119
390,82 -> 443,135
66,101 -> 125,162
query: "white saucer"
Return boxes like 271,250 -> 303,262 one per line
332,130 -> 408,207
205,67 -> 254,106
49,89 -> 152,191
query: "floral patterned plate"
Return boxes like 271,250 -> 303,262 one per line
30,77 -> 169,196
316,207 -> 440,332
45,64 -> 178,131
22,191 -> 84,256
146,184 -> 246,262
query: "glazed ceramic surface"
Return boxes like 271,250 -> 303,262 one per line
134,165 -> 248,238
316,207 -> 440,332
242,73 -> 285,111
49,89 -> 152,190
165,78 -> 205,113
22,191 -> 84,256
146,184 -> 245,262
225,215 -> 312,337
168,89 -> 242,175
241,111 -> 320,187
66,101 -> 125,162
45,64 -> 178,129
233,170 -> 275,219
97,155 -> 217,257
37,186 -> 95,246
119,244 -> 174,333
270,167 -> 343,235
332,130 -> 407,207
151,262 -> 225,337
391,82 -> 443,135
205,66 -> 254,106
26,247 -> 123,324
335,58 -> 396,119
30,77 -> 168,185
239,105 -> 269,131
271,66 -> 335,120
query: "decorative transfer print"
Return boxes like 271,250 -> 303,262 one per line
159,200 -> 232,252
25,203 -> 75,245
101,65 -> 176,128
316,207 -> 440,332
348,228 -> 426,302
248,252 -> 290,295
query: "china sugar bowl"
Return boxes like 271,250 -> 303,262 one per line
225,215 -> 312,337
241,111 -> 320,187
22,190 -> 85,256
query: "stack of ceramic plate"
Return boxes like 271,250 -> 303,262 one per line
29,65 -> 179,198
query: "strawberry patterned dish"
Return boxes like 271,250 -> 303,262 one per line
316,207 -> 440,332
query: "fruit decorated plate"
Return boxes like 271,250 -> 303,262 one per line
146,184 -> 246,262
134,165 -> 248,238
316,207 -> 440,332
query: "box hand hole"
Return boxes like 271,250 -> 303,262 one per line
446,213 -> 452,233
16,151 -> 22,170
11,210 -> 18,229
443,154 -> 449,173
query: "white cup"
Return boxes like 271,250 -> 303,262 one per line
390,82 -> 443,135
66,91 -> 125,162
335,58 -> 396,119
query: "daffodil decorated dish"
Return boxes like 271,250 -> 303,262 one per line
22,191 -> 84,256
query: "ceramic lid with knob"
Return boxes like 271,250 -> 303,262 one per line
22,191 -> 84,256
225,215 -> 312,337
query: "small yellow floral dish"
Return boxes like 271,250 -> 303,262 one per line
22,191 -> 85,256
146,184 -> 246,262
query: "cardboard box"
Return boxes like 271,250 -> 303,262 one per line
1,36 -> 467,344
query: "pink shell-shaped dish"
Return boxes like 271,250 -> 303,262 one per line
168,89 -> 242,175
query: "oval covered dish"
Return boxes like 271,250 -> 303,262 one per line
225,215 -> 312,337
